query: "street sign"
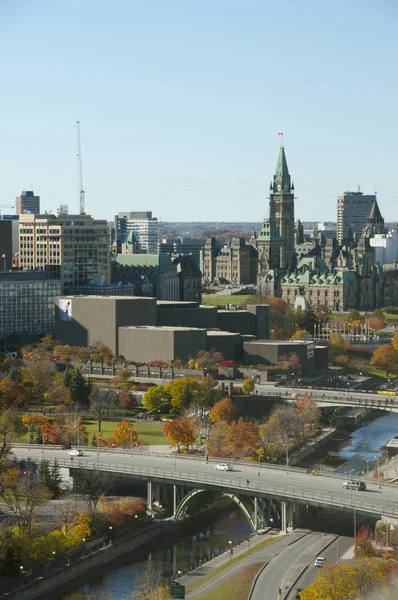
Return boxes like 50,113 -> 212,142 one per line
170,581 -> 185,599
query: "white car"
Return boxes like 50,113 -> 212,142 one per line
314,557 -> 326,567
68,449 -> 83,457
214,463 -> 233,471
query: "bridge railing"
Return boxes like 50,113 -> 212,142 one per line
16,456 -> 398,519
15,448 -> 395,488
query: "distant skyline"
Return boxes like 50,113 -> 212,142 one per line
1,1 -> 397,222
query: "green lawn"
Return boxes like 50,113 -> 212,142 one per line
385,313 -> 398,324
193,562 -> 263,600
83,420 -> 169,445
201,295 -> 252,307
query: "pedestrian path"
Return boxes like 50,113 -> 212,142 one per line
181,530 -> 276,597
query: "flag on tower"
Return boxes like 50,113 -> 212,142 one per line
278,132 -> 283,136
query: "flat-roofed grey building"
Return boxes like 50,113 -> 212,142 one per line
55,296 -> 157,354
119,326 -> 207,363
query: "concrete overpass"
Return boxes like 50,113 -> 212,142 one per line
12,447 -> 398,534
257,384 -> 398,413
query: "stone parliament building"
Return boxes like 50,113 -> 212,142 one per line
256,147 -> 398,311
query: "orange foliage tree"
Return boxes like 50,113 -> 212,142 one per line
296,395 -> 321,431
370,344 -> 398,376
162,416 -> 197,453
0,378 -> 29,409
108,420 -> 138,448
209,398 -> 239,423
208,417 -> 259,459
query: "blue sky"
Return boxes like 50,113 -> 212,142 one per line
0,0 -> 397,222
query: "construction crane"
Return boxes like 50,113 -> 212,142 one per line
76,121 -> 85,215
0,205 -> 15,217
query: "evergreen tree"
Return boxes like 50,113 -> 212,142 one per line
91,432 -> 97,447
63,368 -> 92,408
39,459 -> 62,498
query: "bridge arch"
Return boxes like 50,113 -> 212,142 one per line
174,488 -> 259,532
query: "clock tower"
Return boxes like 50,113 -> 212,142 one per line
269,146 -> 295,269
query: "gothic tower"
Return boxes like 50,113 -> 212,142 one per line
269,146 -> 295,269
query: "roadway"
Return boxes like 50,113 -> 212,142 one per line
11,447 -> 398,520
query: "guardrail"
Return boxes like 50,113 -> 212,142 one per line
16,456 -> 398,519
14,446 -> 393,488
270,389 -> 398,408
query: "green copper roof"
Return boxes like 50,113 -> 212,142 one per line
275,147 -> 290,182
257,219 -> 282,241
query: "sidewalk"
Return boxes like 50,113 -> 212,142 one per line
380,455 -> 398,480
180,529 -> 295,599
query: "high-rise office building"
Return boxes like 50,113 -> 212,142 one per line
337,191 -> 376,243
16,190 -> 40,215
0,272 -> 62,339
115,211 -> 158,253
18,213 -> 110,292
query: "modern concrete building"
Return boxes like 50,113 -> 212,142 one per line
54,295 -> 271,362
243,339 -> 317,374
337,191 -> 376,242
55,296 -> 157,354
0,221 -> 13,271
0,215 -> 19,255
0,272 -> 62,340
16,190 -> 40,215
18,213 -> 110,292
115,211 -> 158,253
119,326 -> 207,363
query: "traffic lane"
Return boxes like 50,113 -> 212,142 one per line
251,532 -> 324,600
186,531 -> 309,599
292,535 -> 353,594
11,448 -> 398,509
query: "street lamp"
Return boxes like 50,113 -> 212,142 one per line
177,570 -> 182,581
228,540 -> 232,561
129,428 -> 133,456
374,455 -> 380,489
42,433 -> 45,457
25,423 -> 31,451
366,460 -> 370,481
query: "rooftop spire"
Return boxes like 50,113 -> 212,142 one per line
362,198 -> 385,237
274,146 -> 290,183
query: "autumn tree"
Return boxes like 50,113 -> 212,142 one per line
0,468 -> 49,535
209,398 -> 238,423
118,386 -> 136,408
207,421 -> 231,457
21,359 -> 56,410
328,332 -> 350,360
142,385 -> 172,412
0,378 -> 29,409
392,329 -> 398,350
333,354 -> 351,371
53,344 -> 74,362
194,349 -> 224,369
195,376 -> 223,410
0,409 -> 24,460
89,387 -> 118,432
299,559 -> 388,600
290,328 -> 309,340
296,395 -> 321,432
164,378 -> 201,413
242,378 -> 255,394
89,340 -> 114,365
355,525 -> 377,557
75,469 -> 114,516
162,416 -> 197,453
370,344 -> 398,376
228,418 -> 259,458
108,420 -> 138,448
347,309 -> 361,323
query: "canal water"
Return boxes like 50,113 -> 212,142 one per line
63,411 -> 398,599
335,410 -> 398,475
63,507 -> 251,600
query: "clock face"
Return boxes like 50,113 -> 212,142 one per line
284,184 -> 288,192
276,184 -> 281,192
